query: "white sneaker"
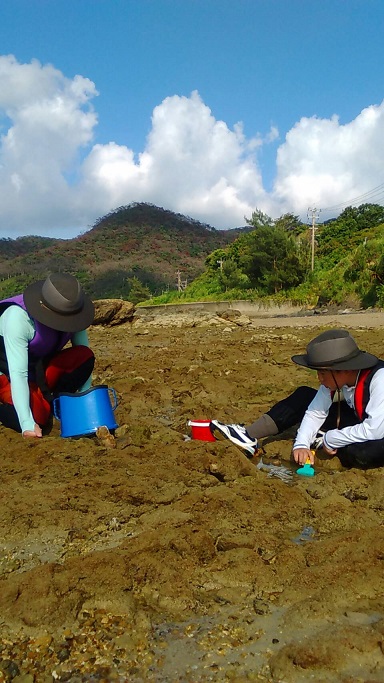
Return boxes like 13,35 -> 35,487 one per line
210,420 -> 257,456
311,430 -> 325,449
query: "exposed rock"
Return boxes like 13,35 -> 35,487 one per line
92,299 -> 135,326
218,308 -> 242,321
0,319 -> 383,681
95,425 -> 116,448
132,311 -> 233,329
233,314 -> 252,326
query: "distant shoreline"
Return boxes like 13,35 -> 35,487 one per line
137,299 -> 384,329
240,310 -> 384,329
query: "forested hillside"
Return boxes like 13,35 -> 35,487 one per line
0,203 -> 250,301
2,202 -> 384,309
149,204 -> 384,310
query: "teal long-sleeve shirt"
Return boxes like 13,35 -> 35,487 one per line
0,305 -> 90,433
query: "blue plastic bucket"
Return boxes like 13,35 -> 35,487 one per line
53,385 -> 118,438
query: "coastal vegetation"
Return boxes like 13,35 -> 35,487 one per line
1,202 -> 384,309
147,203 -> 384,310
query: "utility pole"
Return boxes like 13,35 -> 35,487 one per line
307,207 -> 321,271
176,270 -> 188,291
217,258 -> 224,271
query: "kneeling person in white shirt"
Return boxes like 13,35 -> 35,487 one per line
211,329 -> 384,470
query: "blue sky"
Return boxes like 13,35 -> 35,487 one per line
0,0 -> 384,238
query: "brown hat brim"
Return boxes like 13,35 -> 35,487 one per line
24,279 -> 95,332
291,351 -> 378,371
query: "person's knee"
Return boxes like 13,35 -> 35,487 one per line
267,386 -> 317,432
291,385 -> 317,400
339,442 -> 384,469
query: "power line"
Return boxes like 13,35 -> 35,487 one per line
322,183 -> 384,211
321,182 -> 384,213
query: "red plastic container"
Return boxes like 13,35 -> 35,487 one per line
188,420 -> 216,442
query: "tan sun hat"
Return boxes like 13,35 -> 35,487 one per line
24,273 -> 95,332
291,329 -> 378,371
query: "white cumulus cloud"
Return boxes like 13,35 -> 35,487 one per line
0,55 -> 383,238
273,104 -> 384,217
79,90 -> 268,230
0,55 -> 98,235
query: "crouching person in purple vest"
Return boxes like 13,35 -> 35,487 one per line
0,273 -> 95,438
211,329 -> 384,469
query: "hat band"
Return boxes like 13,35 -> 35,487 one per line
308,347 -> 361,368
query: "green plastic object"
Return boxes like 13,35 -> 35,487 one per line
297,458 -> 315,477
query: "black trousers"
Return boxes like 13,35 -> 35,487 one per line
266,386 -> 384,469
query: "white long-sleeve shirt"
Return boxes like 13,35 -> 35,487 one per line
293,368 -> 384,451
0,305 -> 90,433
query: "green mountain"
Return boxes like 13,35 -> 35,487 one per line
0,203 -> 251,300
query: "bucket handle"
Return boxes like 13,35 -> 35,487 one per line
53,397 -> 60,420
108,387 -> 118,411
52,388 -> 118,419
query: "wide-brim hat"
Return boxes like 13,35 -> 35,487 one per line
24,273 -> 95,332
292,329 -> 378,371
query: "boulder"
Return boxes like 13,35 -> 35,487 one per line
218,309 -> 242,322
218,310 -> 251,326
92,299 -> 135,326
233,314 -> 252,327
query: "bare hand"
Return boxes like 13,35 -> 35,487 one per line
23,423 -> 42,438
292,447 -> 314,465
322,442 -> 337,456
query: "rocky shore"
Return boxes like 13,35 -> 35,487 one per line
0,304 -> 383,682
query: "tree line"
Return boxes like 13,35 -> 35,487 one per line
147,203 -> 384,309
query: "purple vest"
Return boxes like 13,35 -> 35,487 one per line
0,294 -> 71,359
